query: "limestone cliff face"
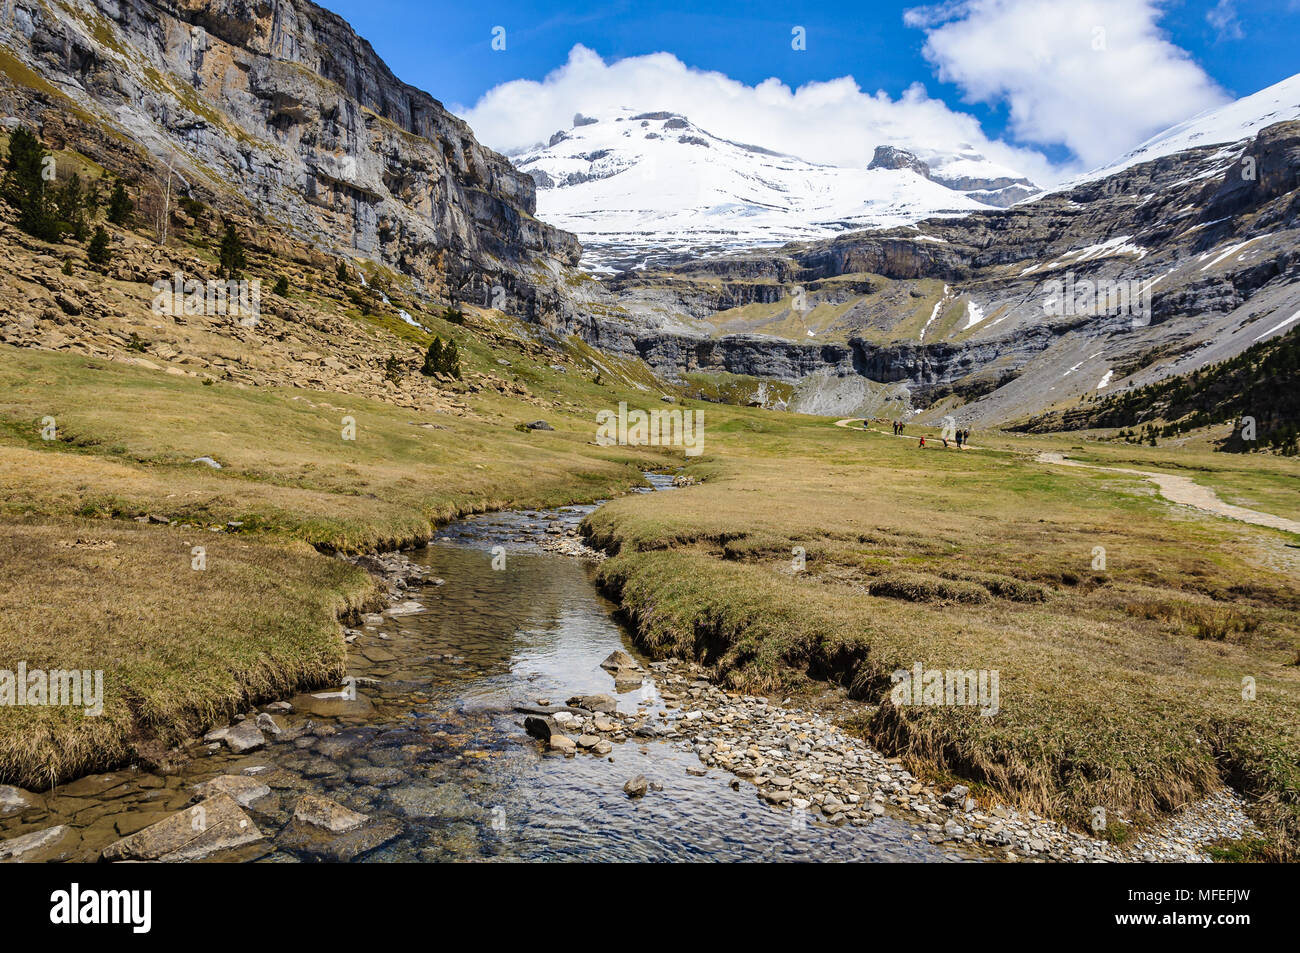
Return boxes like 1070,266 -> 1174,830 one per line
0,0 -> 579,308
595,121 -> 1300,423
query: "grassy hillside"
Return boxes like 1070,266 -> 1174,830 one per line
1017,325 -> 1300,455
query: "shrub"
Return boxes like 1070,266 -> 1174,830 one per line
86,226 -> 111,265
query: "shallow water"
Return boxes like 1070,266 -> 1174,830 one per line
1,476 -> 980,862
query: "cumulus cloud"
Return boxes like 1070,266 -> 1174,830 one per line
457,44 -> 1062,184
906,0 -> 1228,167
457,0 -> 1228,184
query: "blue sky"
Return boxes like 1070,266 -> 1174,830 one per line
317,0 -> 1300,179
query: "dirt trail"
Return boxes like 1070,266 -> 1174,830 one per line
833,418 -> 1298,535
1035,452 -> 1300,535
834,418 -> 981,449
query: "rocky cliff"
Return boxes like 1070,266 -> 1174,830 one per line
0,0 -> 579,312
590,119 -> 1300,425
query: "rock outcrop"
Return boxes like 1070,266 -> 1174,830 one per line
0,0 -> 578,313
590,121 -> 1300,424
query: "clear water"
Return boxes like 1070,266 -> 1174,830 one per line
1,476 -> 980,862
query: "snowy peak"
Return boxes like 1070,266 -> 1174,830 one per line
868,145 -> 1039,207
1076,71 -> 1300,184
512,108 -> 1037,272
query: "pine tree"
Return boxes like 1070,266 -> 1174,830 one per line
336,262 -> 350,284
56,172 -> 87,241
421,337 -> 444,376
86,226 -> 111,265
441,338 -> 461,378
2,126 -> 60,241
106,181 -> 132,226
218,223 -> 245,279
272,275 -> 289,296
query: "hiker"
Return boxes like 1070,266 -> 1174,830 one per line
918,436 -> 925,448
955,429 -> 963,449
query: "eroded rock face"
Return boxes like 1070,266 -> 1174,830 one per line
586,121 -> 1300,423
0,0 -> 578,310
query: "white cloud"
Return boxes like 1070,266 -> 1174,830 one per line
906,0 -> 1229,168
1206,0 -> 1244,41
458,0 -> 1229,184
457,44 -> 1062,185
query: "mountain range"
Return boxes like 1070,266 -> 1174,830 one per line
1,0 -> 1298,433
512,107 -> 1038,271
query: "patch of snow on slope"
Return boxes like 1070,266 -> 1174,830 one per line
1255,309 -> 1300,341
919,286 -> 951,342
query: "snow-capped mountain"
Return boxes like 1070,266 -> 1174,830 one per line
511,109 -> 1036,272
1071,72 -> 1300,184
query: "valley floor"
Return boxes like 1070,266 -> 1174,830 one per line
1,227 -> 1297,861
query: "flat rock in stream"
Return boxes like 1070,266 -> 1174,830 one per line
101,793 -> 263,862
0,785 -> 32,815
293,794 -> 368,833
290,690 -> 375,718
223,720 -> 266,753
0,825 -> 72,862
567,693 -> 617,713
276,818 -> 402,862
191,775 -> 271,808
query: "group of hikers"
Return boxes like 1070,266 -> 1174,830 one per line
882,418 -> 972,449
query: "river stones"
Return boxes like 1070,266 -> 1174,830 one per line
256,712 -> 284,736
101,793 -> 262,862
348,766 -> 404,788
278,818 -> 403,862
623,775 -> 649,798
223,720 -> 266,753
191,775 -> 271,808
548,735 -> 577,753
388,782 -> 477,820
567,693 -> 617,713
293,794 -> 368,833
600,650 -> 639,674
524,715 -> 562,740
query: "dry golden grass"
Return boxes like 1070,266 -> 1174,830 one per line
0,345 -> 674,787
0,519 -> 377,789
